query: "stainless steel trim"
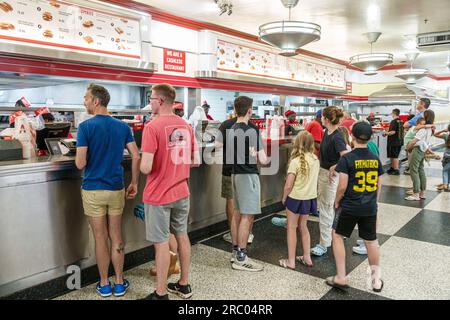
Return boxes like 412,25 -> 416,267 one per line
0,43 -> 157,72
0,107 -> 150,114
195,71 -> 345,94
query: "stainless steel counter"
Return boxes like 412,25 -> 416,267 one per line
0,144 -> 290,297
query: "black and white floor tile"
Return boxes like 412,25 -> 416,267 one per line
56,157 -> 450,300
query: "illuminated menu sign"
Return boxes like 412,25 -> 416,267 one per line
217,40 -> 346,90
0,0 -> 141,58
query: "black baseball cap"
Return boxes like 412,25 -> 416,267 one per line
352,121 -> 373,141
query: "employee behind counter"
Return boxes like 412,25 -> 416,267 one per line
284,110 -> 303,137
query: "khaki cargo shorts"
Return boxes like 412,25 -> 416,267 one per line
81,189 -> 125,217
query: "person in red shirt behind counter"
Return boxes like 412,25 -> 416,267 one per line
284,110 -> 299,137
306,109 -> 324,156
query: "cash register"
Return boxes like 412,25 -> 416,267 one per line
36,123 -> 73,155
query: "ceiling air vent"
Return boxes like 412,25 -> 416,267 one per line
417,30 -> 450,52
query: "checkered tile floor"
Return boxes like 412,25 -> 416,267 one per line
57,153 -> 450,300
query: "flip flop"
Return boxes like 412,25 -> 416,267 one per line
279,259 -> 295,270
372,279 -> 384,293
296,256 -> 313,267
325,276 -> 350,291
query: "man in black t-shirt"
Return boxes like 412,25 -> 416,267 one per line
216,117 -> 259,247
225,96 -> 269,272
326,121 -> 384,293
383,108 -> 404,175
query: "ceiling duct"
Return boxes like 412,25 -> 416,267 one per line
259,0 -> 321,57
368,84 -> 416,102
369,83 -> 449,103
417,30 -> 450,52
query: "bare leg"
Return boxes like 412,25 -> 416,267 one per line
286,209 -> 299,268
298,214 -> 312,265
237,215 -> 254,249
365,240 -> 382,289
175,233 -> 191,286
89,216 -> 110,286
154,241 -> 170,296
169,233 -> 178,253
230,205 -> 241,246
108,214 -> 124,284
391,158 -> 399,170
331,230 -> 347,284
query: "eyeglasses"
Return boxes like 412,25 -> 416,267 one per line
148,97 -> 166,104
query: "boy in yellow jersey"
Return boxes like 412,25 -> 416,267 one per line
326,122 -> 384,293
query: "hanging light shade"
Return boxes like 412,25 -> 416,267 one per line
395,53 -> 428,84
349,53 -> 394,71
258,0 -> 321,56
395,69 -> 428,84
349,32 -> 393,72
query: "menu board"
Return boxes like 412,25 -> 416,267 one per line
217,40 -> 346,90
0,0 -> 141,59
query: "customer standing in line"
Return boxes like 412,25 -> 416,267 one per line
405,110 -> 435,201
328,122 -> 384,292
279,131 -> 319,269
140,84 -> 199,300
311,106 -> 349,257
216,113 -> 258,250
383,108 -> 404,176
76,84 -> 141,298
227,96 -> 269,272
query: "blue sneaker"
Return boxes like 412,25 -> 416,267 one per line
113,279 -> 130,297
271,217 -> 287,228
96,282 -> 113,297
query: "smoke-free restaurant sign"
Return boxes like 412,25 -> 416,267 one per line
163,48 -> 186,73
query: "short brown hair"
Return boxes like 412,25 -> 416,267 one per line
234,96 -> 253,117
152,83 -> 176,104
323,106 -> 344,125
88,84 -> 110,107
424,109 -> 435,125
420,98 -> 431,109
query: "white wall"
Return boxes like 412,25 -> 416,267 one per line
201,89 -> 279,121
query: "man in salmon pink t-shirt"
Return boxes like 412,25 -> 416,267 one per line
140,84 -> 199,300
306,109 -> 324,156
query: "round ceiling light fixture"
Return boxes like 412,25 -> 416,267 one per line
259,0 -> 321,57
395,53 -> 428,84
349,32 -> 394,72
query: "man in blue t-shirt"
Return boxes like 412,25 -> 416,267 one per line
326,122 -> 384,293
404,98 -> 430,130
76,84 -> 140,298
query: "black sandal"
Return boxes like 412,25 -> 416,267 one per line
325,276 -> 350,291
372,279 -> 384,293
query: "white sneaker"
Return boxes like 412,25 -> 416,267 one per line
230,249 -> 238,263
356,239 -> 365,246
353,245 -> 367,255
222,232 -> 232,243
247,233 -> 254,244
232,255 -> 264,272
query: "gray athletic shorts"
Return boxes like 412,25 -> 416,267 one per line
232,174 -> 261,215
144,196 -> 190,243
